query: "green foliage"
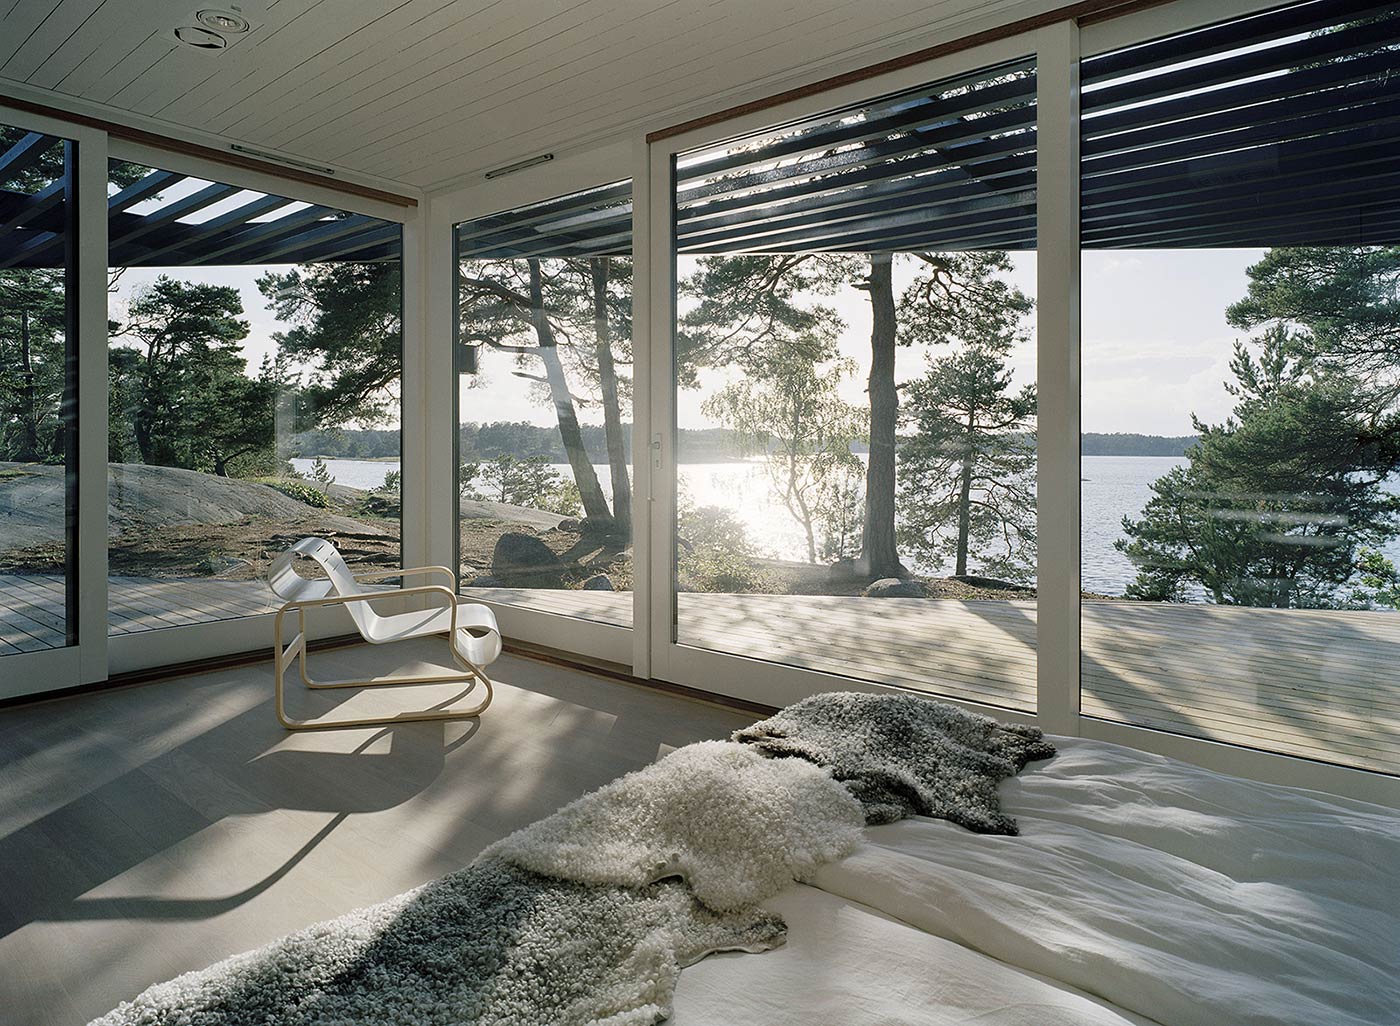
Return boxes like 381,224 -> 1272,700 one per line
1120,323 -> 1400,607
702,349 -> 867,563
261,478 -> 333,509
818,464 -> 865,563
108,275 -> 271,476
677,548 -> 774,594
896,258 -> 1037,583
460,454 -> 583,516
258,262 -> 402,429
897,251 -> 1034,350
676,490 -> 772,593
677,255 -> 842,383
0,268 -> 67,462
308,456 -> 335,488
455,254 -> 631,524
378,469 -> 401,495
1352,549 -> 1400,610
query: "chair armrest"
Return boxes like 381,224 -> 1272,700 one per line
353,565 -> 456,587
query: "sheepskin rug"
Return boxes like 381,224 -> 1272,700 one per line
735,691 -> 1057,834
484,740 -> 867,911
88,858 -> 785,1026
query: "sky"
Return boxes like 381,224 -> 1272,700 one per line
111,246 -> 1267,439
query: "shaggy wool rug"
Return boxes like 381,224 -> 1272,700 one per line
734,691 -> 1057,834
484,740 -> 866,911
88,858 -> 784,1026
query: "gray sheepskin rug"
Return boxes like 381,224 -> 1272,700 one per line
484,740 -> 866,911
734,691 -> 1056,834
88,858 -> 784,1026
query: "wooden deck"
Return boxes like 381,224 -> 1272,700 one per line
3,575 -> 1398,774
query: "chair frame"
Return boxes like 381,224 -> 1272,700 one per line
273,565 -> 495,731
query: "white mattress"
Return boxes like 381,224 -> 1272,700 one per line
673,736 -> 1400,1026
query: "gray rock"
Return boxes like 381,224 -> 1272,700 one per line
492,532 -> 562,575
863,577 -> 927,598
465,574 -> 501,588
556,517 -> 583,533
581,574 -> 615,591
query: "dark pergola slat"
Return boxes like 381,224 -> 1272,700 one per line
1081,0 -> 1386,86
108,181 -> 244,248
1084,14 -> 1400,116
0,132 -> 58,188
682,65 -> 1035,182
1082,47 -> 1400,148
123,194 -> 296,266
107,169 -> 185,214
170,203 -> 338,265
220,212 -> 380,266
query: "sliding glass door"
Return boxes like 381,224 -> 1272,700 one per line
1078,0 -> 1400,774
0,108 -> 105,695
647,37 -> 1045,711
452,181 -> 634,632
104,155 -> 403,649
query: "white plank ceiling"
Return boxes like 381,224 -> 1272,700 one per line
0,0 -> 1048,192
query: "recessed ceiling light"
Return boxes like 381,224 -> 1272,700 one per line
196,9 -> 250,33
173,25 -> 227,49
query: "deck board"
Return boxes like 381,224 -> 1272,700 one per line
3,575 -> 1398,773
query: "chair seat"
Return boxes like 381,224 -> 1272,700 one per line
368,602 -> 503,667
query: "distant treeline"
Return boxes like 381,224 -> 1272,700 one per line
1081,433 -> 1196,456
289,424 -> 1196,461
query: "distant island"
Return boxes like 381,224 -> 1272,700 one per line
1081,433 -> 1196,457
288,424 -> 1198,463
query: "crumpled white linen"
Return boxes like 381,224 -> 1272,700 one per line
672,883 -> 1159,1026
807,737 -> 1400,1026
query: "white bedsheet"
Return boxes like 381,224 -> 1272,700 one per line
672,884 -> 1158,1026
806,737 -> 1400,1026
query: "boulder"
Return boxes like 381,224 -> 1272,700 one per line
581,574 -> 615,591
863,577 -> 927,599
491,532 -> 562,576
465,574 -> 501,588
556,517 -> 583,533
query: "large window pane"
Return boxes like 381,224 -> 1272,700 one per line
454,183 -> 634,629
0,125 -> 76,654
1080,0 -> 1400,771
106,160 -> 402,635
672,60 -> 1038,709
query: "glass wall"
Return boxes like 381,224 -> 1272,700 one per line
106,159 -> 402,636
0,124 -> 76,655
1080,0 -> 1400,771
453,183 -> 633,629
671,60 -> 1038,709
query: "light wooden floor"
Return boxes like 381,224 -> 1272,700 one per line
0,640 -> 755,1026
5,575 -> 1399,773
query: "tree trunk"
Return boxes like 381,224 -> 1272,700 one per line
527,258 -> 612,523
859,253 -> 906,578
590,258 -> 631,535
15,308 -> 42,462
955,415 -> 975,576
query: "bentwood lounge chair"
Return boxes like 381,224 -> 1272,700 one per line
268,537 -> 502,730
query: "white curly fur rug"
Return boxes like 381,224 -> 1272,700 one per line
484,740 -> 866,911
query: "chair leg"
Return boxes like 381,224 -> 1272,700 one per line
273,618 -> 494,731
